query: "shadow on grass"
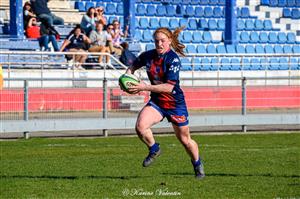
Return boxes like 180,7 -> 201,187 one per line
161,172 -> 300,178
0,175 -> 143,180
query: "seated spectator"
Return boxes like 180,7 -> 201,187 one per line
119,42 -> 137,67
26,17 -> 59,51
96,6 -> 107,28
23,1 -> 36,29
106,23 -> 116,55
59,25 -> 91,69
110,19 -> 129,55
30,0 -> 64,26
80,7 -> 97,36
88,21 -> 111,65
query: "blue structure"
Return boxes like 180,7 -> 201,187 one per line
9,0 -> 24,39
224,0 -> 238,45
123,0 -> 136,38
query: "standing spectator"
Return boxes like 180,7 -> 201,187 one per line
30,0 -> 64,26
119,42 -> 136,67
23,1 -> 36,29
96,6 -> 107,28
110,19 -> 128,55
80,7 -> 97,36
59,25 -> 91,69
88,21 -> 111,65
40,20 -> 60,51
26,17 -> 59,51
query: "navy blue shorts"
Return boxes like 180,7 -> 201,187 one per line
147,101 -> 189,127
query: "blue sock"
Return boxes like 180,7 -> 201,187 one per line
149,143 -> 160,153
192,158 -> 201,167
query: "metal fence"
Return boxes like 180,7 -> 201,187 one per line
1,76 -> 299,138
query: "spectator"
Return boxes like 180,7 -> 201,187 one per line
30,0 -> 64,26
88,21 -> 111,65
106,23 -> 116,55
23,1 -> 36,29
119,42 -> 136,67
40,20 -> 60,51
59,25 -> 91,69
26,17 -> 59,51
80,7 -> 97,36
96,6 -> 107,28
110,19 -> 128,55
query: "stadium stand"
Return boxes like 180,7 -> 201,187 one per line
0,0 -> 299,71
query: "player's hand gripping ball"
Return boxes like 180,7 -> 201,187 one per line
118,74 -> 140,94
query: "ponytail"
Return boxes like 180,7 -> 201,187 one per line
153,27 -> 186,57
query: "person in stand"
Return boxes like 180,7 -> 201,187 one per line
80,7 -> 97,36
110,19 -> 128,55
123,27 -> 205,179
30,0 -> 64,26
59,25 -> 91,69
96,6 -> 107,28
88,21 -> 111,65
119,42 -> 136,67
23,1 -> 36,29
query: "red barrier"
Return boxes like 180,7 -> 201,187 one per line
0,86 -> 299,112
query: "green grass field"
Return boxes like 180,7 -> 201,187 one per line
1,132 -> 299,199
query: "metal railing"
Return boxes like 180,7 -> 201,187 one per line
1,76 -> 299,138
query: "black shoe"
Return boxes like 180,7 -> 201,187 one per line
142,148 -> 161,167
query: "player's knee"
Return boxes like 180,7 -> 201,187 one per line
135,122 -> 146,135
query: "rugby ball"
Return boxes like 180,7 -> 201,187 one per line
118,74 -> 140,93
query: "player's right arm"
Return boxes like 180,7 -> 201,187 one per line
125,51 -> 147,74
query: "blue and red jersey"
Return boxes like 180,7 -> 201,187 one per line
133,49 -> 187,110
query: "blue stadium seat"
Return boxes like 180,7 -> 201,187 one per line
186,45 -> 197,53
259,32 -> 269,43
166,5 -> 176,17
156,5 -> 167,16
202,31 -> 212,43
283,45 -> 293,53
207,44 -> 217,53
220,58 -> 230,70
204,7 -> 213,18
245,20 -> 255,30
145,43 -> 155,51
216,45 -> 226,54
269,58 -> 280,70
183,32 -> 193,43
283,8 -> 291,18
278,0 -> 287,6
200,58 -> 210,71
210,58 -> 219,71
240,32 -> 250,43
185,6 -> 195,17
142,30 -> 152,42
219,0 -> 225,5
250,58 -> 261,70
268,32 -> 278,44
237,20 -> 245,30
279,58 -> 289,70
217,20 -> 225,30
277,32 -> 287,44
192,58 -> 202,71
254,20 -> 264,30
182,0 -> 191,5
226,45 -> 236,53
287,32 -> 296,44
200,0 -> 209,5
176,5 -> 185,16
74,2 -> 85,12
242,58 -> 251,70
240,7 -> 250,18
116,4 -> 123,15
269,0 -> 278,6
263,20 -> 273,30
265,45 -> 274,53
292,45 -> 300,53
191,0 -> 201,5
236,45 -> 246,54
261,0 -> 270,5
255,45 -> 265,53
245,45 -> 255,53
209,0 -> 219,5
106,3 -> 116,14
189,19 -> 198,30
149,18 -> 159,29
213,7 -> 223,18
179,18 -> 188,28
194,7 -> 204,17
139,18 -> 149,29
193,32 -> 202,43
181,58 -> 192,71
169,18 -> 179,29
274,45 -> 283,53
199,19 -> 208,30
146,5 -> 156,16
96,2 -> 104,8
231,58 -> 241,70
250,32 -> 259,43
136,4 -> 146,16
85,2 -> 94,11
197,45 -> 206,53
159,18 -> 169,27
291,9 -> 300,19
287,0 -> 296,6
290,58 -> 299,70
208,19 -> 218,30
260,58 -> 268,70
134,30 -> 142,41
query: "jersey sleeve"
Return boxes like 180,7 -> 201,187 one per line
165,56 -> 181,83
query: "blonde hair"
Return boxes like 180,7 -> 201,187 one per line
153,27 -> 185,57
